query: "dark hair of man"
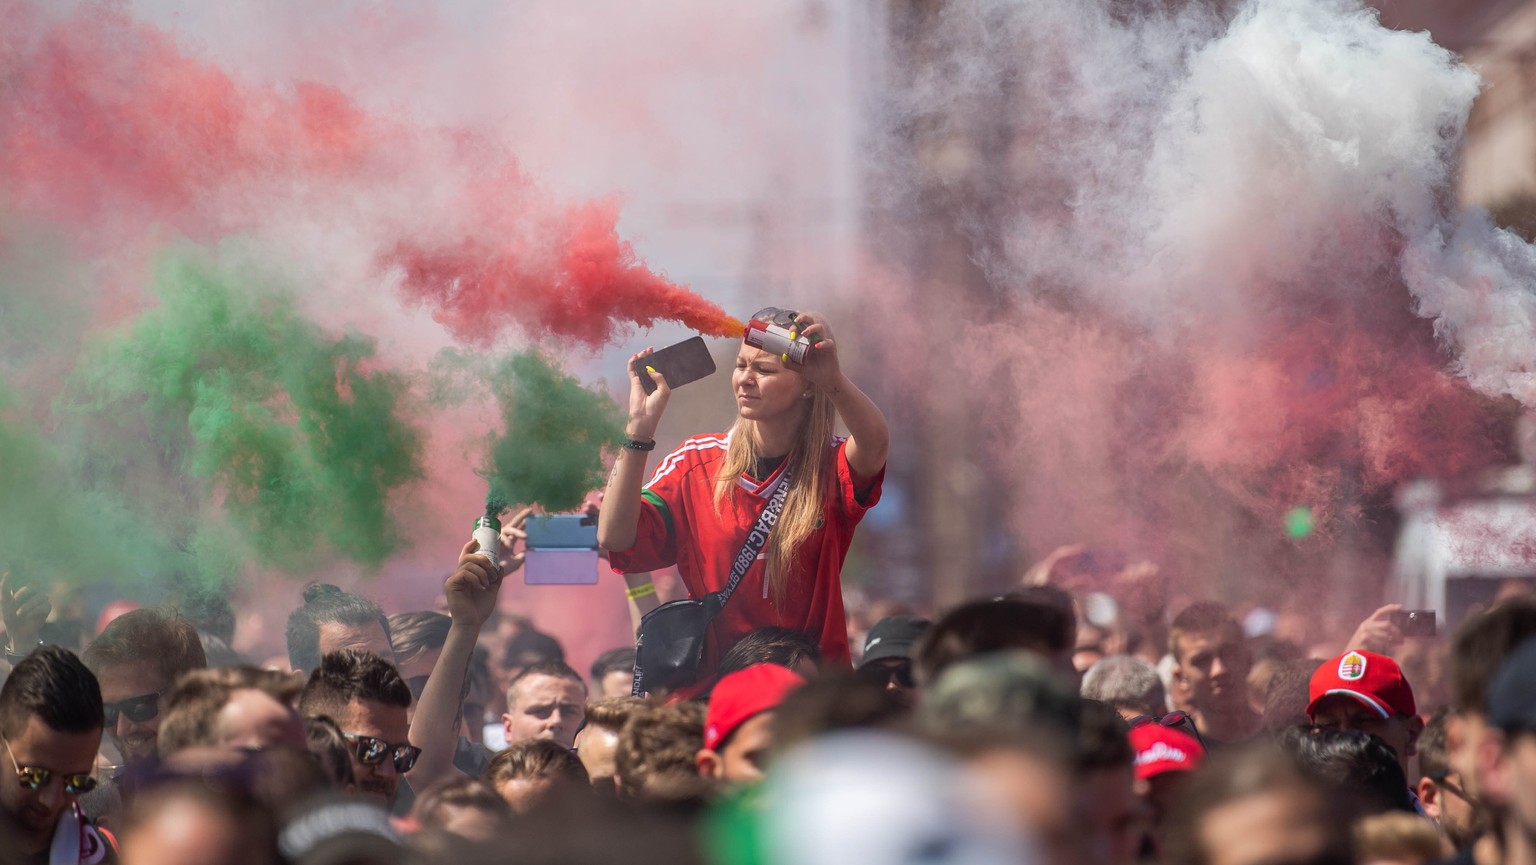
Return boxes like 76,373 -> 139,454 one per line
770,671 -> 906,753
1416,706 -> 1452,781
486,738 -> 589,787
502,629 -> 565,671
585,697 -> 645,733
1167,601 -> 1241,660
304,715 -> 356,789
1164,744 -> 1351,865
412,777 -> 511,832
506,660 -> 585,704
913,598 -> 1075,686
82,606 -> 207,686
1450,595 -> 1536,712
157,666 -> 305,755
387,611 -> 452,666
1279,726 -> 1414,815
1078,698 -> 1134,771
298,650 -> 411,722
176,589 -> 237,644
0,645 -> 103,738
615,700 -> 706,797
589,647 -> 638,684
715,628 -> 820,684
1262,658 -> 1325,736
285,583 -> 391,675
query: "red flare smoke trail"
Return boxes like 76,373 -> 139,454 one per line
0,2 -> 738,346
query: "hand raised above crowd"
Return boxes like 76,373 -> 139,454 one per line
0,573 -> 50,654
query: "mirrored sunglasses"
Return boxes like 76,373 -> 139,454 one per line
751,306 -> 799,328
4,739 -> 97,795
103,691 -> 161,727
342,733 -> 421,774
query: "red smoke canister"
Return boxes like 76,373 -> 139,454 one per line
743,318 -> 812,364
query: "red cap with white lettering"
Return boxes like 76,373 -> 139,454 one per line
1128,723 -> 1204,780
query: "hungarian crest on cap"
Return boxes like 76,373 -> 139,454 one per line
1339,651 -> 1367,681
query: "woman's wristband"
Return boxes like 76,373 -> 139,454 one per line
625,582 -> 657,600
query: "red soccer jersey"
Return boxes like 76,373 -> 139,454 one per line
608,432 -> 883,678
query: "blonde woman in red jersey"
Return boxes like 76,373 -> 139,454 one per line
599,309 -> 889,684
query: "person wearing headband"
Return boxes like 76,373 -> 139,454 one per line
600,308 -> 889,684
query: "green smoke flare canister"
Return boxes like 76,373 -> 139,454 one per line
472,513 -> 501,568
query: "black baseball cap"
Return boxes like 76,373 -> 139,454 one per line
1488,637 -> 1536,732
860,616 -> 931,667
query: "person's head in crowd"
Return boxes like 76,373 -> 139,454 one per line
855,615 -> 929,702
298,649 -> 415,806
1168,601 -> 1258,741
197,632 -> 246,669
388,611 -> 453,712
1076,699 -> 1143,865
589,647 -> 638,701
286,583 -> 393,675
276,797 -> 408,865
304,715 -> 357,793
486,738 -> 589,814
1449,595 -> 1536,803
1305,649 -> 1422,777
1083,654 -> 1167,721
176,589 -> 236,645
1281,726 -> 1415,815
156,665 -> 307,757
82,606 -> 206,765
1476,636 -> 1536,865
1415,707 -> 1481,855
1130,718 -> 1205,856
502,660 -> 587,749
1075,621 -> 1110,673
771,670 -> 908,753
1262,657 -> 1324,736
118,781 -> 280,865
1353,810 -> 1442,865
577,697 -> 643,789
698,663 -> 805,785
1165,743 -> 1353,865
615,700 -> 709,803
914,597 -> 1076,686
410,777 -> 512,842
919,650 -> 1081,744
501,628 -> 565,680
1246,635 -> 1303,717
716,627 -> 821,681
0,646 -> 103,858
934,726 -> 1076,865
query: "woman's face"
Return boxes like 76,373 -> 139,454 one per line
733,345 -> 809,422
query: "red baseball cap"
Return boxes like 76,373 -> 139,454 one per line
704,663 -> 805,752
1128,723 -> 1204,780
1306,650 -> 1416,720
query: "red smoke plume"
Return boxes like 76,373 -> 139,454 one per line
0,1 -> 736,346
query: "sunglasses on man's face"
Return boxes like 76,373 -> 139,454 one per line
3,738 -> 97,795
102,691 -> 161,727
342,733 -> 422,774
858,660 -> 915,689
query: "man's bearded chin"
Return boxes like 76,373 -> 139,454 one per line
114,731 -> 158,763
358,778 -> 398,804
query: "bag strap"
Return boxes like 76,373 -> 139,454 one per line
714,461 -> 793,610
631,462 -> 795,698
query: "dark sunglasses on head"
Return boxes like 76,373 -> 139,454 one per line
4,738 -> 97,795
342,733 -> 422,774
1129,710 -> 1206,747
752,307 -> 799,328
103,691 -> 161,727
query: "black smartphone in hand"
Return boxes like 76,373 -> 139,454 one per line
631,337 -> 716,395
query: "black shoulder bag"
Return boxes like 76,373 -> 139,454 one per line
632,463 -> 793,696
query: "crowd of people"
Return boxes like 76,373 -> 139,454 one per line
4,308 -> 1536,865
3,566 -> 1536,865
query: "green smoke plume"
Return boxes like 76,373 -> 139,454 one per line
481,351 -> 624,512
61,252 -> 423,576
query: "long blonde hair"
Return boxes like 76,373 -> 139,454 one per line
712,386 -> 837,606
